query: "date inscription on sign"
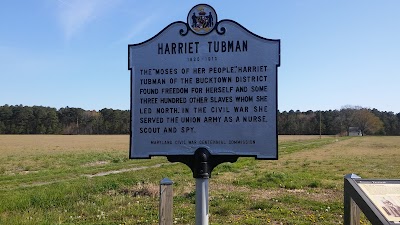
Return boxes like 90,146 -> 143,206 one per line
128,4 -> 280,159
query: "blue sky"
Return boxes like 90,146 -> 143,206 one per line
1,0 -> 399,113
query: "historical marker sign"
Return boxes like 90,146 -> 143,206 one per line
358,180 -> 400,223
128,4 -> 280,159
345,176 -> 400,225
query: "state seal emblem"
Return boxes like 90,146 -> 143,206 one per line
187,4 -> 217,35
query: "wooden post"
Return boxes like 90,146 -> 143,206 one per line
344,189 -> 360,225
350,198 -> 361,225
345,194 -> 361,225
159,178 -> 173,225
344,174 -> 361,225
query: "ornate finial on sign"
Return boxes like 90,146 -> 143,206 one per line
187,4 -> 217,35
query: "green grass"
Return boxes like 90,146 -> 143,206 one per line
1,135 -> 399,224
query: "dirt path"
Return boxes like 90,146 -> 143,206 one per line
16,163 -> 171,189
83,163 -> 170,178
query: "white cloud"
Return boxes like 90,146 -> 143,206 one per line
112,13 -> 159,45
57,0 -> 118,40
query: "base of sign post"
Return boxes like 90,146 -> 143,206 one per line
167,148 -> 238,225
196,178 -> 209,225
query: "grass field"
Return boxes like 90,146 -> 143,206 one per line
0,135 -> 399,224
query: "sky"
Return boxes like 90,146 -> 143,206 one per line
1,0 -> 400,113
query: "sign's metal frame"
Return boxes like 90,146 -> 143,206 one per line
344,174 -> 400,225
128,4 -> 280,160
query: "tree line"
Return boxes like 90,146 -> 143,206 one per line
279,106 -> 398,136
0,104 -> 399,135
0,105 -> 129,134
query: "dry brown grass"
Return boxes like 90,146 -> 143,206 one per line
278,135 -> 334,143
287,136 -> 400,162
0,135 -> 129,156
0,134 -> 323,157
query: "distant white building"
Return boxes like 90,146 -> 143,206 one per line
348,127 -> 362,136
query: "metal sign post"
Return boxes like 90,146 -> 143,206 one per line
168,148 -> 238,225
196,178 -> 209,224
128,4 -> 280,224
193,149 -> 211,225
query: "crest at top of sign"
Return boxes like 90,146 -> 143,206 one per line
187,4 -> 217,35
